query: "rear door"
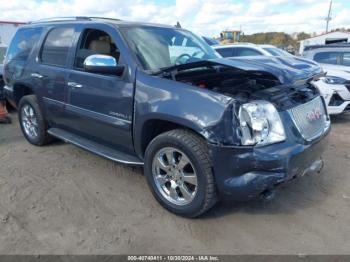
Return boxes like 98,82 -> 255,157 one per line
64,25 -> 134,154
35,26 -> 77,126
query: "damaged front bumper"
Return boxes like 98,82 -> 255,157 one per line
314,80 -> 350,115
208,123 -> 330,201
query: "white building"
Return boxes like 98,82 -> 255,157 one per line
0,20 -> 26,47
299,31 -> 350,54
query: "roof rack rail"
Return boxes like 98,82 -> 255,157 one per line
29,16 -> 92,24
88,17 -> 122,22
29,16 -> 122,24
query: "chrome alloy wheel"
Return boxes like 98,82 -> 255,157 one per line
21,104 -> 39,139
152,147 -> 198,206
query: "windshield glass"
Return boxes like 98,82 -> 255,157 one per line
121,26 -> 220,71
0,47 -> 7,64
263,47 -> 292,57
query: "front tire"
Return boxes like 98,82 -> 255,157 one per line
144,129 -> 217,217
18,95 -> 52,146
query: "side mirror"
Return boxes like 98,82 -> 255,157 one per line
84,55 -> 124,76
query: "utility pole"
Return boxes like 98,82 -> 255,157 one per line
325,0 -> 332,33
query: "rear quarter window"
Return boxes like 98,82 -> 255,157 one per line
6,27 -> 43,62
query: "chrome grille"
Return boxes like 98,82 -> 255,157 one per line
289,96 -> 329,141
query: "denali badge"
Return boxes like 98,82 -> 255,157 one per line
306,108 -> 322,122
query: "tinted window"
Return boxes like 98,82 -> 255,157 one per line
216,48 -> 233,57
314,52 -> 340,65
235,47 -> 263,56
41,27 -> 74,66
342,52 -> 350,67
6,27 -> 42,62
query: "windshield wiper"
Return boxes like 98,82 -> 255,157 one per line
149,60 -> 215,76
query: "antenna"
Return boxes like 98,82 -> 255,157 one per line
325,0 -> 332,33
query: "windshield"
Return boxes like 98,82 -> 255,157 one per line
0,47 -> 7,64
121,26 -> 220,71
263,47 -> 292,57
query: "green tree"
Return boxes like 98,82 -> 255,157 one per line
297,32 -> 311,41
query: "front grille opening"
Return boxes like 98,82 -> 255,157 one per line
329,93 -> 344,106
289,96 -> 328,141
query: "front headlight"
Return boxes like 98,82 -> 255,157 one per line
321,76 -> 347,85
238,101 -> 286,146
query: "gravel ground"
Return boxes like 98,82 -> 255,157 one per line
0,112 -> 350,255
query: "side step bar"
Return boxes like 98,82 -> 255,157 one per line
48,128 -> 144,166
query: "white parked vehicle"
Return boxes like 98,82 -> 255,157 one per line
304,45 -> 350,115
214,43 -> 294,58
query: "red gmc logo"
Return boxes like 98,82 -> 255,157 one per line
306,108 -> 322,122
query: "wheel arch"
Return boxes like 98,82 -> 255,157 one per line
13,83 -> 36,106
136,116 -> 208,159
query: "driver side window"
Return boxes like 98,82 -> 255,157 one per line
74,29 -> 120,70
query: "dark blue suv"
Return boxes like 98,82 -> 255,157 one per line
3,17 -> 330,217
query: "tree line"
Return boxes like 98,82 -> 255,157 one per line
240,29 -> 350,49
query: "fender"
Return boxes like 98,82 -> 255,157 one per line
133,70 -> 241,158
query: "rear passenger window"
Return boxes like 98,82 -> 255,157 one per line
41,27 -> 74,66
235,47 -> 263,56
216,48 -> 233,58
314,52 -> 340,65
6,27 -> 43,62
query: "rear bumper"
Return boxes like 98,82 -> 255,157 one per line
209,128 -> 330,201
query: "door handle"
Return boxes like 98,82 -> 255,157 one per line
31,73 -> 43,79
67,82 -> 83,89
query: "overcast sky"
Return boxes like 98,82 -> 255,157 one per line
1,0 -> 349,37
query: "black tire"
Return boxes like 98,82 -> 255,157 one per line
144,129 -> 217,217
18,95 -> 52,146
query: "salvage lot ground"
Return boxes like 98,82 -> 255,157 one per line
0,112 -> 350,255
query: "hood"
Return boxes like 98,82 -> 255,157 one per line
154,56 -> 323,86
219,56 -> 323,85
321,63 -> 350,76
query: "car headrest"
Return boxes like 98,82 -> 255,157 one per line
88,39 -> 111,54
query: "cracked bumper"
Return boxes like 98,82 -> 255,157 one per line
208,129 -> 330,201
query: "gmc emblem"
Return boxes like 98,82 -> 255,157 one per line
306,108 -> 322,122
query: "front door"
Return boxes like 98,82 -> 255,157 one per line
64,26 -> 134,154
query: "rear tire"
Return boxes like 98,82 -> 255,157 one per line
144,129 -> 217,217
18,95 -> 52,146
